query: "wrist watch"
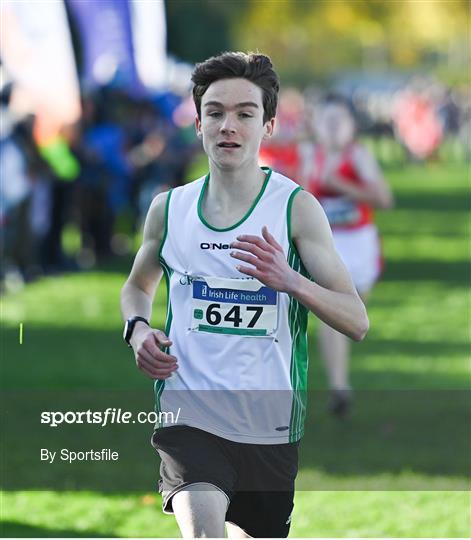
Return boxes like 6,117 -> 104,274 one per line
123,316 -> 149,347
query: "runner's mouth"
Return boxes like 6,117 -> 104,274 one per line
217,142 -> 241,148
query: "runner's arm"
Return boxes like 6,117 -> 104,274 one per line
230,190 -> 368,341
120,191 -> 178,378
289,190 -> 368,340
324,145 -> 394,208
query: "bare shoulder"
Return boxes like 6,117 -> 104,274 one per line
149,190 -> 170,220
290,189 -> 331,243
143,190 -> 171,244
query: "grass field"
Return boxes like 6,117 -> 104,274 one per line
1,162 -> 470,537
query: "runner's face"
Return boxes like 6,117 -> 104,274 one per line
195,78 -> 274,170
316,104 -> 355,149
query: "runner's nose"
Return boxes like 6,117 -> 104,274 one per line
220,116 -> 237,134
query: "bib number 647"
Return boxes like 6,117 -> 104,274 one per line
206,303 -> 263,328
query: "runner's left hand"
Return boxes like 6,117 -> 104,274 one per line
230,226 -> 299,294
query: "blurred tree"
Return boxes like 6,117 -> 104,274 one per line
165,0 -> 248,63
233,0 -> 470,85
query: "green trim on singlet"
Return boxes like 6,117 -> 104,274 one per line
154,260 -> 173,425
154,377 -> 165,425
154,190 -> 174,426
287,248 -> 309,442
197,167 -> 272,232
287,186 -> 303,251
286,187 -> 310,443
158,189 -> 173,260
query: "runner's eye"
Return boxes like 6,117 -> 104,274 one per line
239,112 -> 253,118
208,111 -> 223,118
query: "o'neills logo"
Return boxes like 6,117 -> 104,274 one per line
200,243 -> 230,250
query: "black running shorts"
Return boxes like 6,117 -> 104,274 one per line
151,425 -> 299,538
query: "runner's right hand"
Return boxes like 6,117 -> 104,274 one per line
130,327 -> 178,380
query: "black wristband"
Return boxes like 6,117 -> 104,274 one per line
123,316 -> 149,347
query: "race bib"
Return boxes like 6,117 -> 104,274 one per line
190,277 -> 278,337
321,197 -> 360,226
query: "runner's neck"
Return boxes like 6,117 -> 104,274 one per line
203,163 -> 267,225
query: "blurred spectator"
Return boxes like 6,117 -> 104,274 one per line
37,122 -> 81,273
74,88 -> 197,264
392,85 -> 443,160
74,91 -> 118,262
1,104 -> 34,282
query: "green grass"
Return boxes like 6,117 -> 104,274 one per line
1,490 -> 468,538
1,162 -> 470,537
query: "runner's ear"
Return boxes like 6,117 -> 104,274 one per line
263,118 -> 275,139
195,116 -> 203,138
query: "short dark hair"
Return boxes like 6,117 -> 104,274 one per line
191,52 -> 280,124
323,92 -> 356,118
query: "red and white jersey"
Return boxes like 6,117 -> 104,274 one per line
303,143 -> 375,230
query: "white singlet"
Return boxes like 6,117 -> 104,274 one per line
155,168 -> 310,444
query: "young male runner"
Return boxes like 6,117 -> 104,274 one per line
300,95 -> 393,417
121,52 -> 369,538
